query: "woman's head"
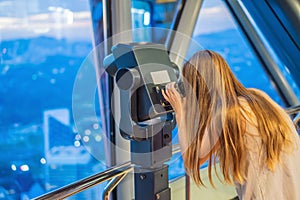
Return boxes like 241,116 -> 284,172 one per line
180,50 -> 296,186
182,50 -> 245,103
181,50 -> 247,186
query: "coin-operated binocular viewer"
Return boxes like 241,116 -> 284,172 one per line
104,43 -> 183,200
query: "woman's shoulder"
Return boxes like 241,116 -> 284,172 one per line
246,88 -> 287,114
248,88 -> 274,102
247,88 -> 266,94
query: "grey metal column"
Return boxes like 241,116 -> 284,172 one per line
102,0 -> 133,199
109,0 -> 134,200
167,0 -> 203,69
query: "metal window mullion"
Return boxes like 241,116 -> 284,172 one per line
226,0 -> 299,106
167,0 -> 204,68
109,1 -> 133,200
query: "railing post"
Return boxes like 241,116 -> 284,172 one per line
102,173 -> 128,200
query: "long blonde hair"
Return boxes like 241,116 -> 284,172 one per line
181,50 -> 295,186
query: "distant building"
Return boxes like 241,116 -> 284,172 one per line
43,109 -> 98,199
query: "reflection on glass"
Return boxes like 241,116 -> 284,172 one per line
131,0 -> 178,42
0,1 -> 106,199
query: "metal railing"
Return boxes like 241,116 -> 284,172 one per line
286,104 -> 300,130
33,162 -> 133,200
285,104 -> 300,115
172,143 -> 181,154
294,113 -> 300,130
33,145 -> 182,200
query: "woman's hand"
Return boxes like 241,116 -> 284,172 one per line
162,82 -> 185,123
162,82 -> 188,157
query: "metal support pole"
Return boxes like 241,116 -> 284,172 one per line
102,173 -> 128,200
185,174 -> 190,200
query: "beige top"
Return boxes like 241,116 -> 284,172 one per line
235,95 -> 300,200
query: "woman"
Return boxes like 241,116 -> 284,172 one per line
162,50 -> 300,200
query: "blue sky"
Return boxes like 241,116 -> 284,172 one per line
194,0 -> 235,35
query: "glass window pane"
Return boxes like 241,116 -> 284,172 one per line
240,2 -> 300,100
0,1 -> 106,199
191,0 -> 284,105
238,3 -> 300,102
